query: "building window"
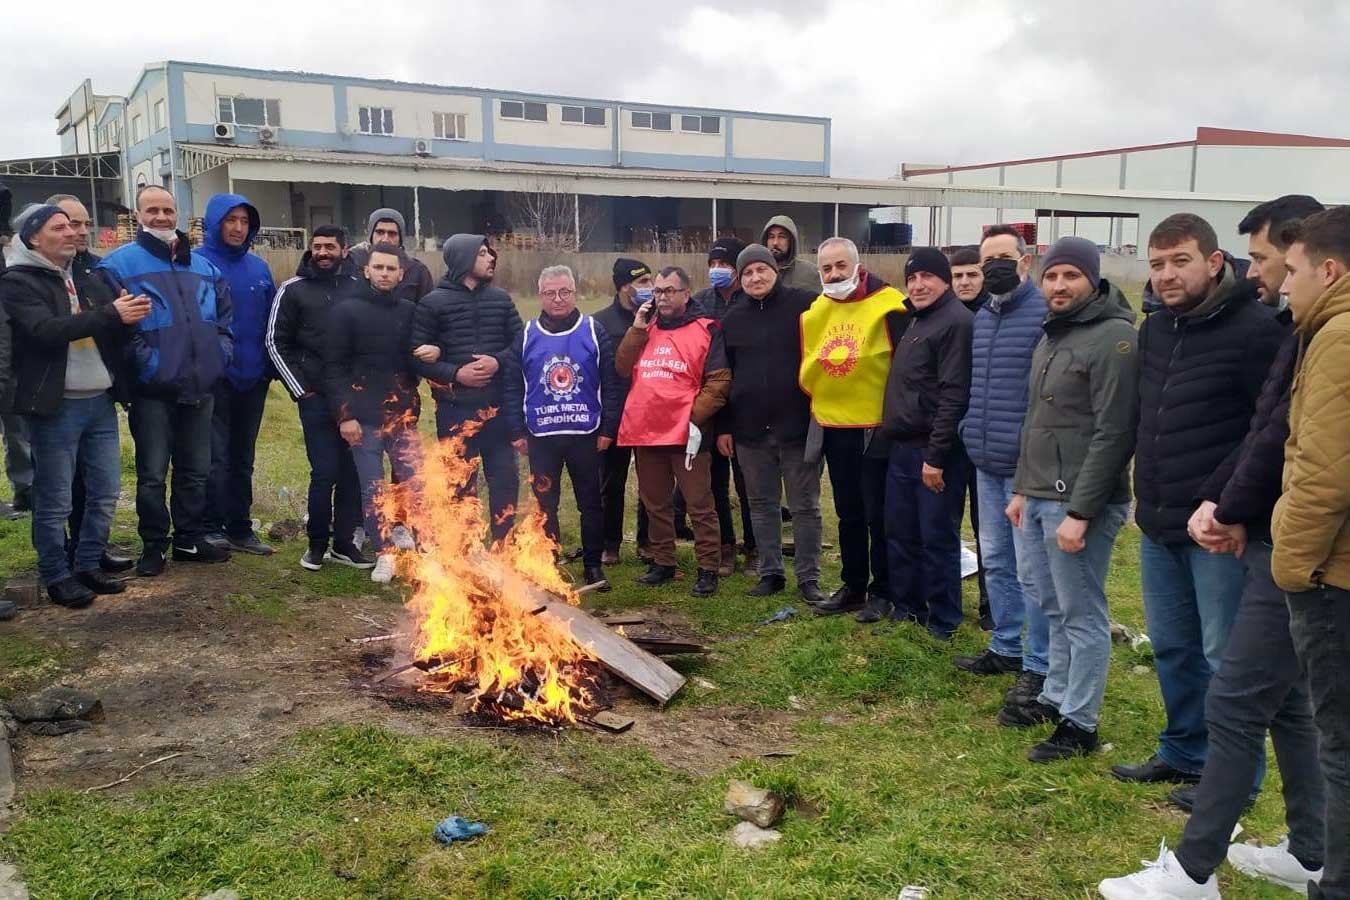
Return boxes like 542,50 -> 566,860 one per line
561,105 -> 607,126
631,111 -> 671,131
499,100 -> 548,122
154,100 -> 166,132
358,106 -> 395,136
217,96 -> 281,128
131,114 -> 144,144
434,112 -> 467,141
681,114 -> 720,134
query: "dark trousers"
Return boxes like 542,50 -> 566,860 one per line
206,380 -> 270,538
634,447 -> 719,570
1,412 -> 33,501
527,434 -> 604,568
436,404 -> 519,543
129,394 -> 214,550
824,427 -> 889,596
710,449 -> 751,549
1288,581 -> 1350,899
1175,541 -> 1325,880
885,444 -> 968,637
601,443 -> 648,551
966,457 -> 990,610
297,395 -> 361,551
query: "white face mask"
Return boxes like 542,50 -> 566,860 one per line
821,265 -> 859,299
145,227 -> 178,245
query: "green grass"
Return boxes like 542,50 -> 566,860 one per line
0,280 -> 1298,898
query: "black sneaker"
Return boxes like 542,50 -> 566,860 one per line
202,531 -> 231,549
1004,670 -> 1046,708
815,585 -> 866,616
637,564 -> 677,586
228,532 -> 276,556
582,566 -> 611,593
47,576 -> 95,609
954,649 -> 1023,676
997,699 -> 1062,728
1167,785 -> 1256,815
1028,719 -> 1099,763
136,548 -> 167,577
691,569 -> 718,596
1110,754 -> 1201,784
798,580 -> 828,604
300,547 -> 325,571
100,551 -> 136,573
173,538 -> 231,563
76,570 -> 127,595
747,574 -> 786,597
854,592 -> 892,623
329,544 -> 374,569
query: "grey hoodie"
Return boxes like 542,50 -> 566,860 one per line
761,214 -> 820,293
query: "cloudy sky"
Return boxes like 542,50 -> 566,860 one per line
3,0 -> 1348,177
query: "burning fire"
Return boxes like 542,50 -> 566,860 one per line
375,412 -> 598,724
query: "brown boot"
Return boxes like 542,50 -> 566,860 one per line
718,544 -> 736,577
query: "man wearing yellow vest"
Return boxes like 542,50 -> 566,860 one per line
800,236 -> 910,618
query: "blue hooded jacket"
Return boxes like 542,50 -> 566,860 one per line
197,193 -> 275,390
958,277 -> 1049,477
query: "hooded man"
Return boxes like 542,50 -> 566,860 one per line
1,204 -> 149,607
346,208 -> 435,302
1005,237 -> 1138,764
411,234 -> 523,541
801,236 -> 910,618
99,185 -> 235,577
197,193 -> 276,556
761,215 -> 820,293
0,185 -> 33,516
594,257 -> 654,562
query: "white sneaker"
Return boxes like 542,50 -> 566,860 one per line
1227,837 -> 1321,895
371,554 -> 395,584
1099,841 -> 1220,899
390,525 -> 416,552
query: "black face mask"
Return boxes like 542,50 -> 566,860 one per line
982,258 -> 1021,295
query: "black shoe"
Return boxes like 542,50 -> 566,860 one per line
228,532 -> 275,556
815,585 -> 866,616
0,500 -> 22,520
637,564 -> 677,586
1167,785 -> 1255,815
1028,719 -> 1099,763
798,580 -> 827,604
202,531 -> 231,549
1004,670 -> 1046,708
1110,754 -> 1201,784
854,592 -> 892,623
300,547 -> 325,571
583,566 -> 611,593
47,576 -> 95,609
329,544 -> 374,569
136,548 -> 167,577
172,538 -> 231,564
997,699 -> 1062,728
747,574 -> 786,597
100,551 -> 135,573
692,569 -> 718,596
955,649 -> 1023,676
76,570 -> 126,595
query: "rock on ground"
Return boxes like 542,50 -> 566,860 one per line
729,821 -> 782,850
6,687 -> 103,723
724,779 -> 784,828
0,864 -> 29,900
199,890 -> 240,900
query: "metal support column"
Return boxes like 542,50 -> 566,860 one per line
574,193 -> 581,251
413,185 -> 422,248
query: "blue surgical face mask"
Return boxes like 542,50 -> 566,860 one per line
708,267 -> 734,289
634,286 -> 654,304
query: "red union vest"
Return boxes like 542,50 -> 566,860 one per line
617,318 -> 714,447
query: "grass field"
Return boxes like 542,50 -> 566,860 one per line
0,288 -> 1301,898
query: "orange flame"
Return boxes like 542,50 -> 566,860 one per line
374,410 -> 595,724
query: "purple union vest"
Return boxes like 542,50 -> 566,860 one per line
522,314 -> 603,436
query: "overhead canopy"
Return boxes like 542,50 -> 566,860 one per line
0,152 -> 120,180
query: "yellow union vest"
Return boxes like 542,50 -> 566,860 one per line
799,284 -> 909,427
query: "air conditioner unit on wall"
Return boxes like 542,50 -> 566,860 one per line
258,126 -> 280,145
214,122 -> 236,141
413,139 -> 432,157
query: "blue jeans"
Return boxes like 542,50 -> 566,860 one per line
976,469 -> 1049,674
1140,534 -> 1249,774
25,394 -> 121,584
885,444 -> 968,637
350,421 -> 418,554
1020,498 -> 1129,731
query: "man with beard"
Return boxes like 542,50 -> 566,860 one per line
346,208 -> 434,302
411,234 -> 522,541
801,236 -> 908,618
761,215 -> 819,292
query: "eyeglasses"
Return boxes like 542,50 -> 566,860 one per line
651,287 -> 687,299
541,288 -> 575,301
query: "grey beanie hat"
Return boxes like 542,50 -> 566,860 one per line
366,207 -> 407,242
736,243 -> 778,276
1041,236 -> 1100,285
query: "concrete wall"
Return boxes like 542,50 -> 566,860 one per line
183,71 -> 334,132
730,117 -> 826,163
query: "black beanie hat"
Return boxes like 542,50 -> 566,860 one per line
708,237 -> 748,265
1041,236 -> 1101,285
905,247 -> 952,285
15,204 -> 67,248
612,257 -> 652,289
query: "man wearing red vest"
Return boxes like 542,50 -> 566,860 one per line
616,266 -> 731,596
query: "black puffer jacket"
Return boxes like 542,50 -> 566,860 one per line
1197,309 -> 1297,539
410,234 -> 523,410
881,289 -> 973,467
1134,269 -> 1285,544
323,282 -> 418,425
717,281 -> 815,444
266,253 -> 360,400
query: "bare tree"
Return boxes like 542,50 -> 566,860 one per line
505,177 -> 601,252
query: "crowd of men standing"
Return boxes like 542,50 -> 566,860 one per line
1,183 -> 1348,899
